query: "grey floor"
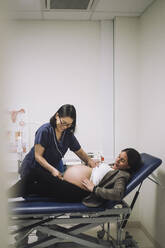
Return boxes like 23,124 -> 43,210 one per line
124,226 -> 154,248
26,224 -> 155,248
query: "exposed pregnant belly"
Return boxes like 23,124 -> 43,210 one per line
63,165 -> 92,190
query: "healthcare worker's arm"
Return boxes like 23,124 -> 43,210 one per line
75,148 -> 98,168
34,144 -> 63,179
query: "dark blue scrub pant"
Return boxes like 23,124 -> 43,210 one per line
8,167 -> 89,202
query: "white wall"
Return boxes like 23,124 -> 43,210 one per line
114,17 -> 140,154
114,17 -> 140,221
114,1 -> 165,246
138,0 -> 165,246
5,20 -> 114,169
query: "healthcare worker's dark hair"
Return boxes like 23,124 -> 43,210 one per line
122,148 -> 142,174
50,104 -> 76,133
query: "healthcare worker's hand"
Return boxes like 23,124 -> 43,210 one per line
75,148 -> 100,168
87,158 -> 100,168
82,178 -> 95,192
51,168 -> 63,180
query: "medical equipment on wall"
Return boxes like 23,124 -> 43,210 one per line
7,108 -> 28,173
16,135 -> 23,172
80,151 -> 104,165
87,152 -> 104,161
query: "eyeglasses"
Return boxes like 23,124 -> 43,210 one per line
59,117 -> 73,128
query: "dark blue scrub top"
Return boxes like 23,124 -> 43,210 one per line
20,123 -> 81,176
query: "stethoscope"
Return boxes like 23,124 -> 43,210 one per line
51,126 -> 64,158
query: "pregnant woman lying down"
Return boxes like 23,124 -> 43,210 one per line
63,148 -> 142,207
8,148 -> 141,207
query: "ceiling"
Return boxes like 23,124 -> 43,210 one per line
10,0 -> 155,21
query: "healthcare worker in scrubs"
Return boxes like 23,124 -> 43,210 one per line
11,104 -> 97,199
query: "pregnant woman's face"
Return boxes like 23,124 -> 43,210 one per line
63,165 -> 92,190
114,152 -> 130,170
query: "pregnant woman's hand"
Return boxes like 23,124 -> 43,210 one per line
82,178 -> 95,192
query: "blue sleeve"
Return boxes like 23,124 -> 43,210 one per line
69,133 -> 81,152
34,126 -> 50,148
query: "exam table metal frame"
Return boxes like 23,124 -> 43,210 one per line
8,153 -> 162,248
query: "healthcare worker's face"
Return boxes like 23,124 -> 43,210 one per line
114,152 -> 130,170
56,114 -> 73,132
